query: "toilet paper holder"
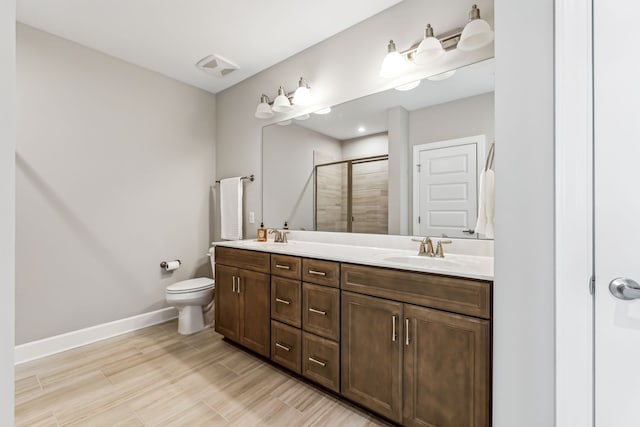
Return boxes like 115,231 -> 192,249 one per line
160,260 -> 181,270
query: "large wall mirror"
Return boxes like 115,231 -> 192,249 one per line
262,57 -> 494,238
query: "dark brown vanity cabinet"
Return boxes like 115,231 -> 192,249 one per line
341,264 -> 491,427
341,291 -> 404,423
215,248 -> 271,358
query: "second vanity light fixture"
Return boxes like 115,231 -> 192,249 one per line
380,4 -> 494,79
254,77 -> 315,119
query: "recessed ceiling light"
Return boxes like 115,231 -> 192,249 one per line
357,126 -> 365,133
394,80 -> 421,91
313,107 -> 332,115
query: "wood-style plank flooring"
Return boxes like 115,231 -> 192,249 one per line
15,320 -> 388,426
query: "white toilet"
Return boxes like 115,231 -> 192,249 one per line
165,247 -> 216,335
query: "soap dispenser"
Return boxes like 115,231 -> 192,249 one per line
283,220 -> 289,230
257,222 -> 267,242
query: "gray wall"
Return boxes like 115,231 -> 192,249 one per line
409,92 -> 494,147
494,0 -> 555,425
262,123 -> 341,230
16,25 -> 217,344
0,0 -> 15,423
341,132 -> 388,160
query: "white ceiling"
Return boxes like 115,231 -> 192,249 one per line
17,0 -> 402,94
291,58 -> 495,140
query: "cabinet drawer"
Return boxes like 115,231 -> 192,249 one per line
271,321 -> 301,374
303,283 -> 340,341
302,259 -> 340,288
271,254 -> 301,280
215,247 -> 270,274
271,276 -> 301,328
302,332 -> 340,393
341,263 -> 492,319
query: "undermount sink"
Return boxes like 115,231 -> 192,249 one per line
382,255 -> 462,268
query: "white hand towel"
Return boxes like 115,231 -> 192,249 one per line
220,177 -> 243,240
475,169 -> 495,238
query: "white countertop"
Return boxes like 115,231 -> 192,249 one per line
214,238 -> 494,281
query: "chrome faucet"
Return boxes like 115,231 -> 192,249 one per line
435,240 -> 452,258
268,229 -> 289,243
412,237 -> 435,257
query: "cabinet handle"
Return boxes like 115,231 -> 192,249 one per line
308,356 -> 327,367
275,298 -> 291,305
309,307 -> 327,316
232,276 -> 237,293
308,269 -> 326,277
405,318 -> 410,346
392,315 -> 397,342
275,342 -> 291,352
237,276 -> 241,293
275,264 -> 291,270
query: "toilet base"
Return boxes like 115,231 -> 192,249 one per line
177,305 -> 206,335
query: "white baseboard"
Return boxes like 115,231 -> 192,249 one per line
15,307 -> 178,365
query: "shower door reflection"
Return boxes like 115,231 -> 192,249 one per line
315,155 -> 388,234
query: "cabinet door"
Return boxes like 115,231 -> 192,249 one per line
403,304 -> 490,427
238,269 -> 271,357
214,264 -> 240,341
341,291 -> 403,423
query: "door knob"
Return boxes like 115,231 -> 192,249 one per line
609,277 -> 640,300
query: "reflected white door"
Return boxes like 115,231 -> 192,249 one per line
594,1 -> 640,425
413,138 -> 481,238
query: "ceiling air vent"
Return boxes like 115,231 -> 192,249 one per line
195,54 -> 238,78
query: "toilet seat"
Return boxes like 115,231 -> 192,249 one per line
166,278 -> 214,294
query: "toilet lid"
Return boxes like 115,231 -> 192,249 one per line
166,278 -> 214,294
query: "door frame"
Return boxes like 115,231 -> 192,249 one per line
412,135 -> 486,237
554,0 -> 594,425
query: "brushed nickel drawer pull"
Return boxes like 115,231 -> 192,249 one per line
309,307 -> 327,316
275,342 -> 291,352
308,269 -> 326,277
308,356 -> 327,367
392,315 -> 397,342
232,276 -> 238,293
237,276 -> 241,293
405,318 -> 410,346
275,264 -> 291,270
275,298 -> 291,305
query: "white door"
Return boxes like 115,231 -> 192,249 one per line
413,137 -> 483,238
594,1 -> 640,426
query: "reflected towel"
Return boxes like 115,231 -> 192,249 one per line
220,177 -> 243,240
475,169 -> 495,238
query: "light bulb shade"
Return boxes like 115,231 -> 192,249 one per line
292,85 -> 313,106
254,102 -> 273,119
380,51 -> 406,78
458,18 -> 494,51
254,94 -> 273,119
414,36 -> 444,65
272,87 -> 292,112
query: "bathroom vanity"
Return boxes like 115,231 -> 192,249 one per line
214,238 -> 492,426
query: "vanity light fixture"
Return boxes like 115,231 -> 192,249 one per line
414,24 -> 444,65
254,94 -> 274,119
379,4 -> 493,78
272,86 -> 292,113
457,4 -> 494,52
379,39 -> 409,78
254,77 -> 316,119
292,78 -> 314,106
